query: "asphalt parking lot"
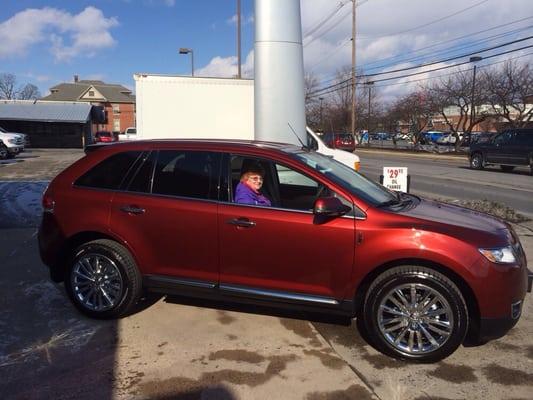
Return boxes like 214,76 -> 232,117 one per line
0,149 -> 532,400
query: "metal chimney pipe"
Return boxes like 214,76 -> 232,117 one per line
254,0 -> 306,145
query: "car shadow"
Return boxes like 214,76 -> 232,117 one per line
0,159 -> 25,165
163,293 -> 352,326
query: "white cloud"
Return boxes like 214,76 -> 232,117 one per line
226,14 -> 254,26
196,51 -> 254,78
0,6 -> 118,62
163,0 -> 175,7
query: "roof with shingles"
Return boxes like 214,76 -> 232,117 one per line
41,80 -> 135,103
0,100 -> 92,123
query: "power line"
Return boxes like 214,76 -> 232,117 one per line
363,25 -> 532,73
308,35 -> 533,97
303,1 -> 349,38
359,0 -> 489,41
307,44 -> 533,98
360,15 -> 533,69
303,0 -> 369,48
372,50 -> 533,89
308,15 -> 533,89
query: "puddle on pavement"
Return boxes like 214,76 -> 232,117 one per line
427,362 -> 478,383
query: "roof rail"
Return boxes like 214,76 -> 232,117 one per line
84,143 -> 113,154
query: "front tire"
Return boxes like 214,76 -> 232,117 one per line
65,239 -> 142,319
363,266 -> 468,363
470,153 -> 484,170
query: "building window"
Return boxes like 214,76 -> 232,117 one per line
88,91 -> 95,97
113,104 -> 120,114
113,119 -> 121,132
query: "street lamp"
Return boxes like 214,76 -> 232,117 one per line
179,48 -> 195,77
470,56 -> 482,130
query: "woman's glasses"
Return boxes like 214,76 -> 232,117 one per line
248,176 -> 263,182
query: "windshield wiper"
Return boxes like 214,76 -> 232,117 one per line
377,198 -> 402,208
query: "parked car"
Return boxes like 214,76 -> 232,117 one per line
370,132 -> 390,141
0,126 -> 25,157
323,133 -> 356,152
469,129 -> 533,174
119,127 -> 137,141
0,139 -> 9,159
94,131 -> 117,143
39,140 -> 531,362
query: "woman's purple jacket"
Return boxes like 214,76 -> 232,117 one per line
234,182 -> 271,206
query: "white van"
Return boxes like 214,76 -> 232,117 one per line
118,127 -> 137,141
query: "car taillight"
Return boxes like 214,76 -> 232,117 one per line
42,193 -> 55,213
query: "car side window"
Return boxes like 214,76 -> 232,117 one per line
75,151 -> 142,190
151,150 -> 220,200
493,132 -> 512,145
125,151 -> 156,193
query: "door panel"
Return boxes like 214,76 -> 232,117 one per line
218,203 -> 355,299
110,192 -> 219,281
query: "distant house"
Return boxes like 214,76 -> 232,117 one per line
41,76 -> 135,134
0,100 -> 104,148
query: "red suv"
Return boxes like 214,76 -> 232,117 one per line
39,140 -> 532,362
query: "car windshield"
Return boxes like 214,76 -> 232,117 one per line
292,151 -> 398,206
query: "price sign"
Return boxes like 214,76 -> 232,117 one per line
382,167 -> 409,192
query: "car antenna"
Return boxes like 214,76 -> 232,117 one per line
287,123 -> 309,151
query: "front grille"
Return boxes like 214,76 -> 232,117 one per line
511,301 -> 522,319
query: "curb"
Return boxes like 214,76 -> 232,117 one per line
355,147 -> 468,161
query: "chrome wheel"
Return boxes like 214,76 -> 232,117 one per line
470,153 -> 483,169
377,283 -> 454,355
71,254 -> 124,312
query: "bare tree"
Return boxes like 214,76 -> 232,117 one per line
387,91 -> 433,143
0,73 -> 18,99
18,84 -> 41,100
483,60 -> 533,129
425,69 -> 490,150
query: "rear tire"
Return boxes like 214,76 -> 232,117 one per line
500,165 -> 515,172
363,265 -> 468,363
65,239 -> 142,319
470,153 -> 484,170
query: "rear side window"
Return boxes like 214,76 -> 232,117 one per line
75,151 -> 142,190
152,150 -> 220,200
515,133 -> 533,146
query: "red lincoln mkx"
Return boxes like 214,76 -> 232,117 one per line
39,140 -> 532,362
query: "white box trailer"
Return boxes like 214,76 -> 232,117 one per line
133,74 -> 360,170
135,74 -> 254,140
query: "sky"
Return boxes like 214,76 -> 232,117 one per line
1,0 -> 532,101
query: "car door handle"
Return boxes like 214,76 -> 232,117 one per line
120,205 -> 145,215
227,218 -> 256,228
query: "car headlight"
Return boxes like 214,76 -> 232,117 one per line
479,246 -> 517,264
354,161 -> 360,171
8,139 -> 16,144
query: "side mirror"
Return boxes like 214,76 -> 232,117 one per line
313,196 -> 351,217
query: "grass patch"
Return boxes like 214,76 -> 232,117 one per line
442,198 -> 530,223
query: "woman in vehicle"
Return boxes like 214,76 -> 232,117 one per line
234,164 -> 271,206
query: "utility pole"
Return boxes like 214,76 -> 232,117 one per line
469,56 -> 482,131
237,0 -> 242,78
351,0 -> 357,140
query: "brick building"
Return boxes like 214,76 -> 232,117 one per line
41,77 -> 135,135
